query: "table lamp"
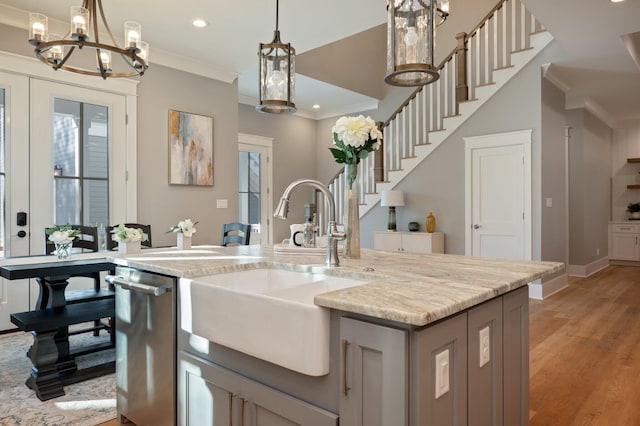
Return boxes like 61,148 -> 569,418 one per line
381,190 -> 405,232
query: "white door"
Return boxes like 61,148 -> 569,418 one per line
465,130 -> 532,260
0,72 -> 30,330
29,79 -> 129,255
238,134 -> 273,245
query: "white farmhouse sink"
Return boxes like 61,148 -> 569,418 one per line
179,267 -> 368,376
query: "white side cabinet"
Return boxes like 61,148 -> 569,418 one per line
609,222 -> 640,261
374,231 -> 445,254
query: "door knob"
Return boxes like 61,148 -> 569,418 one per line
473,224 -> 481,229
17,230 -> 27,238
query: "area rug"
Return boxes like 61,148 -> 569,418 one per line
0,326 -> 116,426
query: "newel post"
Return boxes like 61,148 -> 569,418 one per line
455,32 -> 469,114
374,121 -> 385,183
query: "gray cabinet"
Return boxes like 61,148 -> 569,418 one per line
502,286 -> 529,426
340,286 -> 528,426
467,297 -> 504,426
178,351 -> 338,426
340,317 -> 408,426
411,312 -> 467,425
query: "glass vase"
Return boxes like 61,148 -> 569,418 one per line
343,163 -> 361,259
54,242 -> 72,259
119,240 -> 141,254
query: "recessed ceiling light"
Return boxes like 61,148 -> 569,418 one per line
193,19 -> 208,28
313,104 -> 320,109
610,0 -> 624,3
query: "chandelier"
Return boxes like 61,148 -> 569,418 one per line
257,0 -> 296,114
385,0 -> 450,87
28,0 -> 149,79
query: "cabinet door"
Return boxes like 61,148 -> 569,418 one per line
340,317 -> 408,426
178,351 -> 236,426
241,375 -> 338,426
503,286 -> 529,426
467,297 -> 503,426
374,232 -> 403,252
611,233 -> 640,260
401,233 -> 430,253
411,312 -> 467,426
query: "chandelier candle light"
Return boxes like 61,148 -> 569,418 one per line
257,0 -> 296,114
385,0 -> 450,86
28,0 -> 149,79
330,115 -> 382,258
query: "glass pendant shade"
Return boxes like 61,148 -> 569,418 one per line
70,6 -> 89,40
124,21 -> 142,51
385,0 -> 440,86
28,13 -> 48,44
257,33 -> 297,114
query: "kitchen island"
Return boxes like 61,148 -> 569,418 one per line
109,245 -> 562,426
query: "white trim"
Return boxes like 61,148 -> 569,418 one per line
0,49 -> 138,228
464,129 -> 533,259
567,257 -> 610,278
0,50 -> 139,96
528,274 -> 568,300
238,133 -> 274,245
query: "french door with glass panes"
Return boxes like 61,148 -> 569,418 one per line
0,66 -> 132,330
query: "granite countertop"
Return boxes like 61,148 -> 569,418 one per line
108,245 -> 564,327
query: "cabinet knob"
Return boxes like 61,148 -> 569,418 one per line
473,224 -> 481,229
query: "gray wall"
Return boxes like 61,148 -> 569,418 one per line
238,103 -> 317,244
567,109 -> 611,265
357,40 -> 567,256
136,65 -> 239,247
541,77 -> 568,276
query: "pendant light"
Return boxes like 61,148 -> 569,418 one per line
385,0 -> 449,87
28,0 -> 148,79
257,0 -> 296,114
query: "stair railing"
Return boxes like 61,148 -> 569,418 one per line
319,0 -> 544,230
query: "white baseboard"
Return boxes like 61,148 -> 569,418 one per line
528,274 -> 568,300
567,257 -> 609,278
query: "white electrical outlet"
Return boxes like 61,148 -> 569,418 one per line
545,197 -> 553,207
479,326 -> 491,367
435,349 -> 450,399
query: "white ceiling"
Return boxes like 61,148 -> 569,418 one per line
1,0 -> 639,124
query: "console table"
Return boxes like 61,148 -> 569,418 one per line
0,257 -> 116,400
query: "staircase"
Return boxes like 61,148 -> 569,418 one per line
318,0 -> 553,229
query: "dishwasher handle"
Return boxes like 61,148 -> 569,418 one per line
105,275 -> 170,296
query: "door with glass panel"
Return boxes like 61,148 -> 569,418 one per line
0,72 -> 30,330
238,135 -> 273,245
29,79 -> 128,256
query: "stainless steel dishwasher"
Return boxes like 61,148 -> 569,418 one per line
106,266 -> 176,426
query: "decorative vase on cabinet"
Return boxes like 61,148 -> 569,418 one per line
343,163 -> 361,258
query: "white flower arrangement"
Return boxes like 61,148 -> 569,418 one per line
111,224 -> 148,243
46,225 -> 80,245
167,219 -> 198,238
329,115 -> 382,165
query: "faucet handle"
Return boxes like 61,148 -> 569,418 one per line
331,230 -> 346,241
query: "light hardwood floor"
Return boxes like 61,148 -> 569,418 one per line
97,265 -> 640,426
529,265 -> 640,425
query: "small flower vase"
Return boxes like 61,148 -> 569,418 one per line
119,240 -> 141,254
177,233 -> 191,250
54,242 -> 72,260
343,163 -> 361,258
